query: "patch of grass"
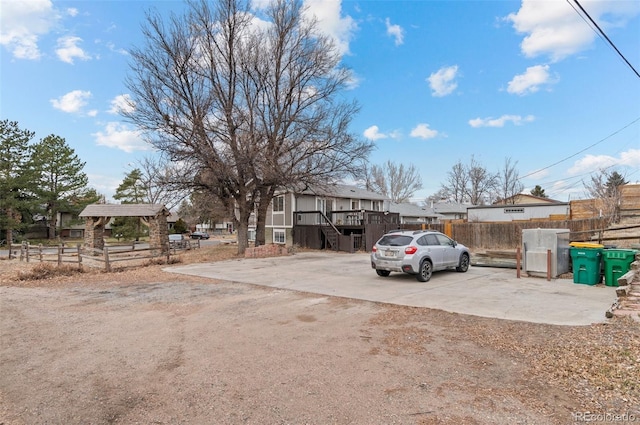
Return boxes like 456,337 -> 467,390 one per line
17,263 -> 84,281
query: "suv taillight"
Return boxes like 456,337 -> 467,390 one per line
405,246 -> 417,254
372,246 -> 377,252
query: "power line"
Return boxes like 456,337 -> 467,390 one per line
568,0 -> 640,79
519,116 -> 640,180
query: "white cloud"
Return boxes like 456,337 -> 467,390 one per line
0,0 -> 59,60
108,94 -> 135,115
506,0 -> 640,62
385,18 -> 404,46
468,114 -> 535,128
66,7 -> 78,17
568,149 -> 640,175
50,90 -> 92,113
92,122 -> 149,153
363,125 -> 387,141
302,0 -> 357,56
56,35 -> 91,64
410,123 -> 438,140
507,64 -> 554,95
427,65 -> 458,97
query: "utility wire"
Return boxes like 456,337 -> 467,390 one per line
519,116 -> 640,180
568,0 -> 640,79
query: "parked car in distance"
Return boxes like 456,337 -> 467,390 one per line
190,231 -> 210,240
168,233 -> 188,249
371,230 -> 470,282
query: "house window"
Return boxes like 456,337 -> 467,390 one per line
504,207 -> 524,214
372,200 -> 382,211
351,200 -> 360,210
273,195 -> 285,212
273,229 -> 286,244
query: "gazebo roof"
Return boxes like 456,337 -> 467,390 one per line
79,203 -> 169,218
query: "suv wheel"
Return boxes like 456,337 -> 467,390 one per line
456,253 -> 470,272
416,259 -> 432,282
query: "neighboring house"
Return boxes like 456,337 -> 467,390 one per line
264,184 -> 397,251
467,202 -> 570,222
431,202 -> 472,221
388,202 -> 443,225
494,193 -> 560,205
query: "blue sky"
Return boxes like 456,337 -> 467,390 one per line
1,0 -> 639,204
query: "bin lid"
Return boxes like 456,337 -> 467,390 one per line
569,242 -> 604,249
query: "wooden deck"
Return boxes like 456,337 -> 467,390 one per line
293,210 -> 400,252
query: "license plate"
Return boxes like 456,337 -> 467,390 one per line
385,250 -> 396,257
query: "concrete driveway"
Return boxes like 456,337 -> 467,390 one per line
165,251 -> 618,326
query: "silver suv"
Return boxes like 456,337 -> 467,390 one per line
371,230 -> 470,282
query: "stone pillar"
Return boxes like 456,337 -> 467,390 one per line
149,214 -> 169,255
84,217 -> 105,251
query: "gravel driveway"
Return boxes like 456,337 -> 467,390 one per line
1,248 -> 638,424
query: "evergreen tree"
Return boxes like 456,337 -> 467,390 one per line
606,171 -> 627,196
113,169 -> 148,240
113,169 -> 147,204
530,185 -> 548,198
29,135 -> 89,239
0,120 -> 36,243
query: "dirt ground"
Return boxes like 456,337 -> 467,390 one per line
1,246 -> 638,425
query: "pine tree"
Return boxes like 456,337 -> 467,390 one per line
0,120 -> 36,243
29,135 -> 89,239
530,185 -> 548,198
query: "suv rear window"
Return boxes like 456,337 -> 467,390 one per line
377,235 -> 413,246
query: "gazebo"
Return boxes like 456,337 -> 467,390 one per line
78,204 -> 170,254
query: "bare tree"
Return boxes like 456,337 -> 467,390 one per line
441,160 -> 468,203
496,157 -> 524,204
137,154 -> 190,210
365,161 -> 422,203
437,157 -> 497,205
584,168 -> 628,224
465,156 -> 498,205
125,0 -> 370,253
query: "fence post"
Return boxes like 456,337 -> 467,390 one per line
104,247 -> 111,272
38,244 -> 43,262
516,247 -> 521,279
547,249 -> 551,282
77,243 -> 82,270
24,242 -> 29,262
58,244 -> 62,266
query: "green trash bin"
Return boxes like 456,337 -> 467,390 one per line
570,246 -> 603,285
603,249 -> 638,287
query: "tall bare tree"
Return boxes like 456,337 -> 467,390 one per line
465,156 -> 498,205
437,157 -> 497,205
125,0 -> 370,253
365,160 -> 422,203
496,157 -> 524,204
439,160 -> 468,203
137,155 -> 189,210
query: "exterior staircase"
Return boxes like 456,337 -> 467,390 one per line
319,212 -> 341,251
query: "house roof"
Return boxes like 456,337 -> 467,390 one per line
298,184 -> 389,201
79,203 -> 169,217
388,202 -> 443,218
493,193 -> 561,205
431,202 -> 472,215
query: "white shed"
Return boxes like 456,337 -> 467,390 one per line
467,202 -> 570,222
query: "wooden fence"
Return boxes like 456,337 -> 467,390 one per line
9,240 -> 198,272
401,217 -> 608,251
